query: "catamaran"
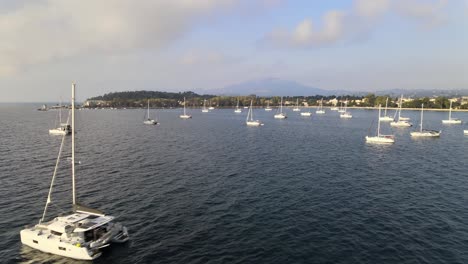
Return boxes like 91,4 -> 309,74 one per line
201,99 -> 209,113
365,105 -> 395,144
390,95 -> 412,127
292,99 -> 300,111
274,97 -> 287,119
234,98 -> 242,113
316,98 -> 325,114
143,100 -> 158,125
379,97 -> 393,121
49,100 -> 71,135
246,100 -> 263,126
21,83 -> 129,260
265,101 -> 273,111
411,103 -> 441,137
340,100 -> 352,119
180,97 -> 192,119
442,101 -> 462,124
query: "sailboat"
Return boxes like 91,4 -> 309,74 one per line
49,100 -> 71,135
21,83 -> 129,260
340,100 -> 352,119
464,130 -> 468,135
442,101 -> 462,124
331,99 -> 339,111
316,98 -> 325,114
201,99 -> 209,113
180,97 -> 192,119
365,105 -> 395,144
292,99 -> 300,111
265,100 -> 273,111
274,97 -> 287,119
390,95 -> 412,127
208,100 -> 215,110
379,97 -> 393,121
411,103 -> 441,137
300,106 -> 311,116
143,100 -> 158,125
234,98 -> 242,113
337,101 -> 345,113
246,100 -> 263,126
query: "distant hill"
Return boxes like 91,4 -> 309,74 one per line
88,90 -> 209,101
203,78 -> 335,96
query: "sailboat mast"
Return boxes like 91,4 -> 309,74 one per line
420,103 -> 424,132
384,98 -> 388,116
59,98 -> 62,124
71,83 -> 76,205
147,100 -> 150,118
398,95 -> 402,120
449,100 -> 452,120
280,97 -> 283,113
250,100 -> 254,121
377,105 -> 381,136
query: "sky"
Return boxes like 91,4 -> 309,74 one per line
0,0 -> 467,102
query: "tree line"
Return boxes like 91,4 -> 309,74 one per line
85,91 -> 467,109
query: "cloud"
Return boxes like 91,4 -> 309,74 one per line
180,50 -> 234,66
0,0 -> 240,76
264,0 -> 448,48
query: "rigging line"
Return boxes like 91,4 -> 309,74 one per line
39,126 -> 67,224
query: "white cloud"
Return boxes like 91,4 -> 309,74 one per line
0,0 -> 238,76
265,0 -> 449,48
355,0 -> 390,17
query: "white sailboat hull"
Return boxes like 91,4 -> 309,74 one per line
365,135 -> 395,144
399,117 -> 410,121
201,109 -> 209,113
292,108 -> 300,112
390,121 -> 412,127
331,107 -> 339,111
274,113 -> 287,119
411,130 -> 441,137
143,119 -> 157,125
246,121 -> 263,126
464,130 -> 468,135
442,119 -> 462,124
49,129 -> 69,135
300,112 -> 311,116
340,113 -> 352,119
234,109 -> 242,113
265,108 -> 272,111
315,110 -> 325,114
379,116 -> 393,121
179,115 -> 192,119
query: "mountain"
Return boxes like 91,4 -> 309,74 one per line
204,78 -> 334,96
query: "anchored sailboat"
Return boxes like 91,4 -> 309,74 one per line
246,100 -> 263,126
21,83 -> 129,260
265,100 -> 273,111
202,99 -> 209,113
234,98 -> 242,113
143,100 -> 158,125
365,105 -> 395,144
379,97 -> 393,121
49,100 -> 71,135
180,97 -> 192,119
316,98 -> 325,114
442,101 -> 462,124
292,98 -> 300,111
274,97 -> 287,119
340,100 -> 352,119
411,103 -> 441,137
390,95 -> 412,127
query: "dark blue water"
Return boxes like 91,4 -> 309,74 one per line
1,104 -> 467,263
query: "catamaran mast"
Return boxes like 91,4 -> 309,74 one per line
72,83 -> 76,205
